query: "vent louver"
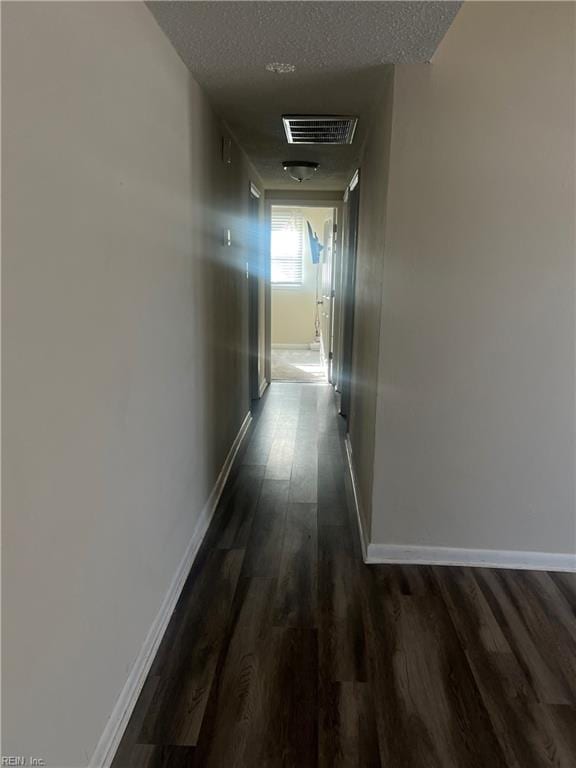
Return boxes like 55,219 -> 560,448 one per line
282,115 -> 358,145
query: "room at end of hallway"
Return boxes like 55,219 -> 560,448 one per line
271,347 -> 327,383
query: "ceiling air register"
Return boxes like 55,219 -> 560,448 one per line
282,115 -> 358,145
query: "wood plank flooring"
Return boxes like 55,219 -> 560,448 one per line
112,383 -> 576,768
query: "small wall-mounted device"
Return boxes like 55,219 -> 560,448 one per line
224,228 -> 231,247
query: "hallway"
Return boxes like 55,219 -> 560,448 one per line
3,2 -> 575,764
112,384 -> 576,768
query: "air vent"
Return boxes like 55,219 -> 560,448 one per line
282,115 -> 358,145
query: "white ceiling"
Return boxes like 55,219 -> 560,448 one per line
148,1 -> 461,190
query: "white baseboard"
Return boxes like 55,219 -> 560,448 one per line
366,543 -> 576,572
344,435 -> 368,561
89,411 -> 253,768
258,378 -> 269,398
344,439 -> 575,574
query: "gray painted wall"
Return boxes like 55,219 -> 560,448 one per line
2,2 -> 262,765
348,72 -> 395,538
370,2 -> 575,554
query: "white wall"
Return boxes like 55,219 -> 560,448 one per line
2,2 -> 262,765
370,2 -> 575,556
271,206 -> 332,346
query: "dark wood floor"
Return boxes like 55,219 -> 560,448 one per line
112,383 -> 576,767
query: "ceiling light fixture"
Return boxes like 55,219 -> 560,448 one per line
282,161 -> 319,183
265,62 -> 296,74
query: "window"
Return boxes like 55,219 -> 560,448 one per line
271,208 -> 304,285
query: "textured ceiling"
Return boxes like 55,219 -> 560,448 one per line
148,1 -> 461,190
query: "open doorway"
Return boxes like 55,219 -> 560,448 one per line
339,170 -> 360,418
270,205 -> 337,383
248,182 -> 263,401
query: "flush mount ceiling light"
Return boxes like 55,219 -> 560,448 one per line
282,161 -> 319,183
265,62 -> 296,74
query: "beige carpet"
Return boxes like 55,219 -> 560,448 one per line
271,348 -> 327,383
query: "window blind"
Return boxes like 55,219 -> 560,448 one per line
271,208 -> 304,285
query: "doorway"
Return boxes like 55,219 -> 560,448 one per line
269,204 -> 337,383
248,182 -> 262,401
339,170 -> 360,418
